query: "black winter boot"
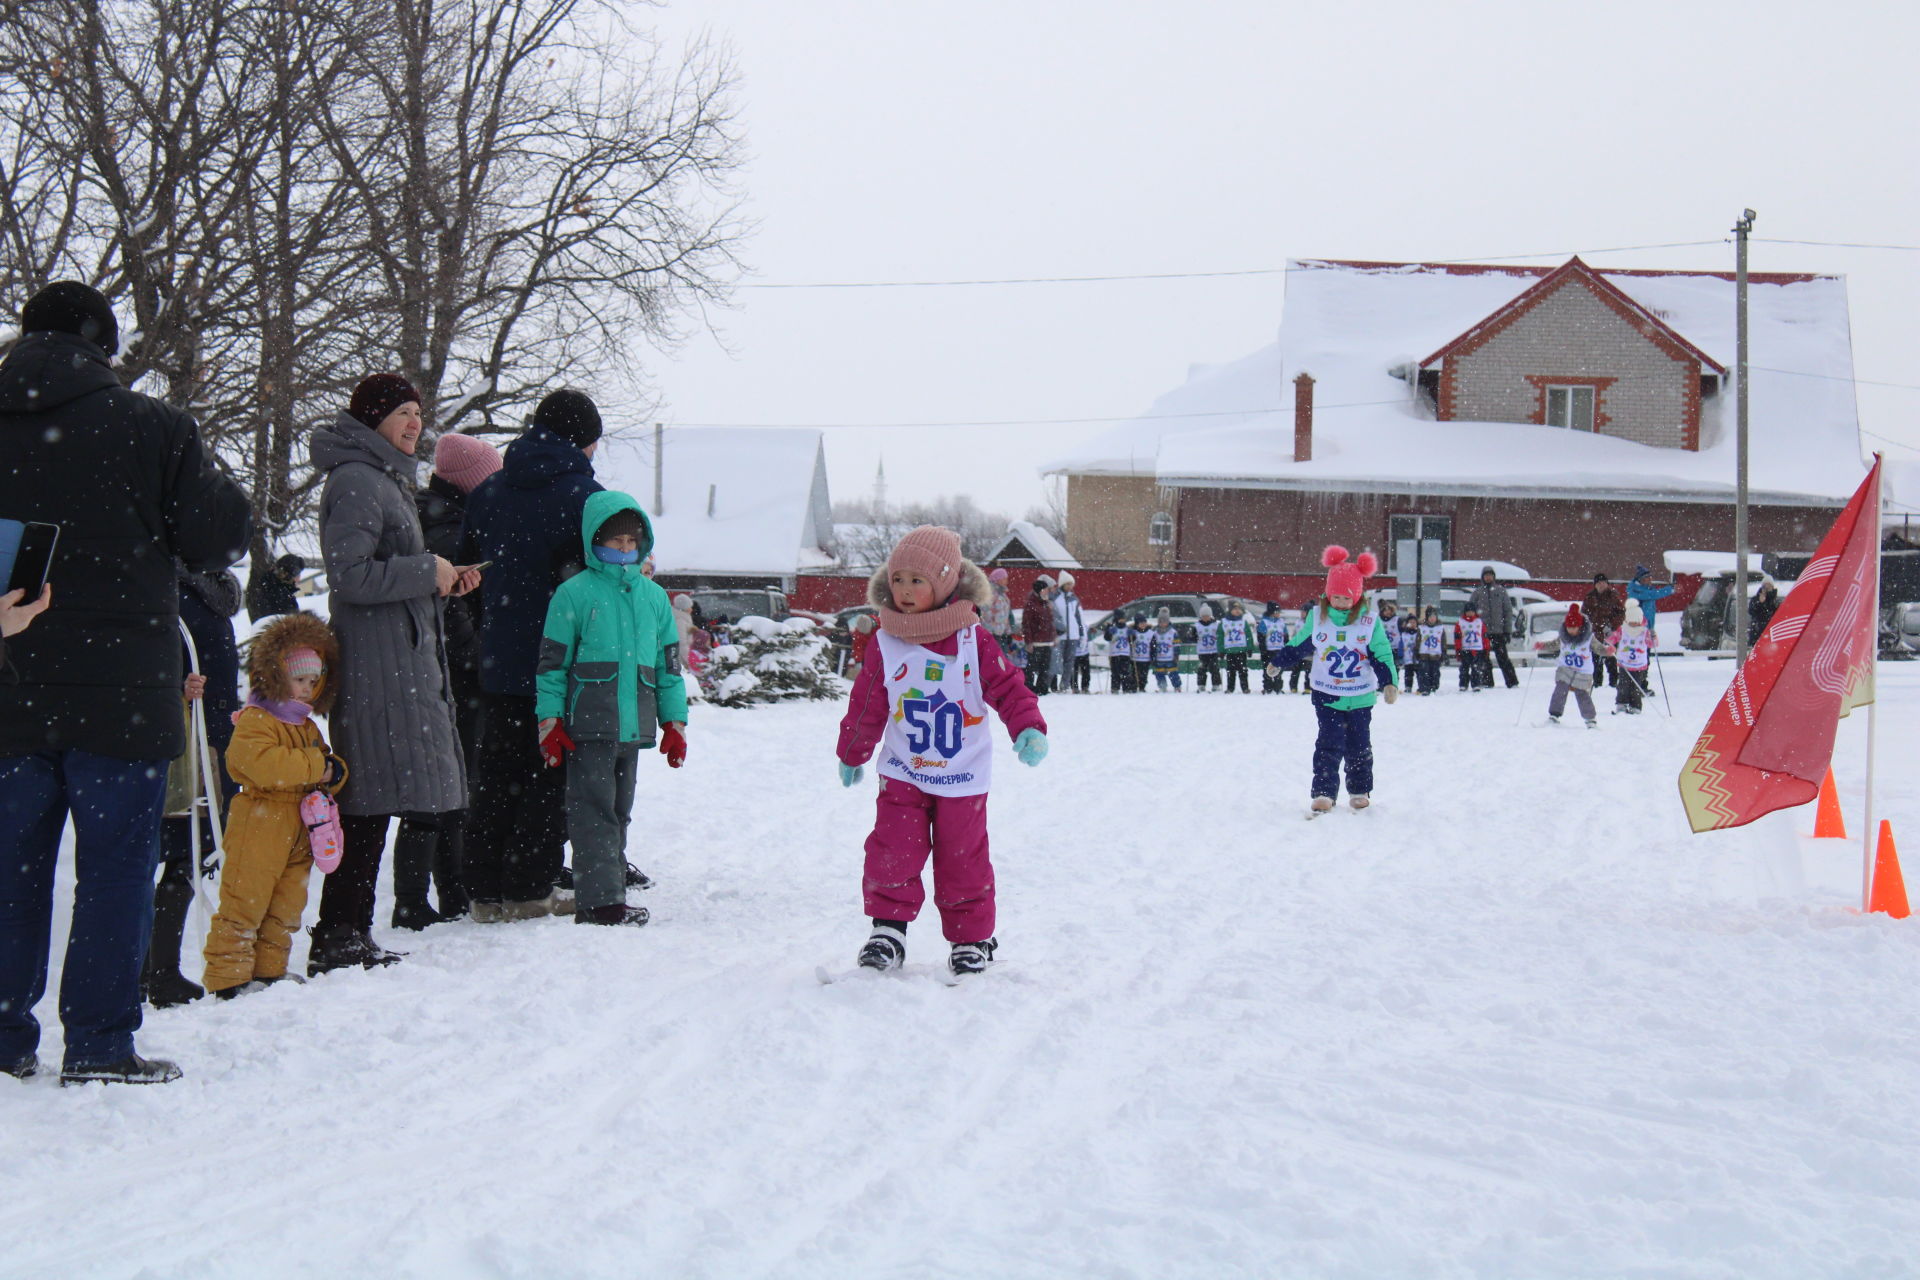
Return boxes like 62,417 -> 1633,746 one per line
574,903 -> 650,928
308,924 -> 405,975
60,1054 -> 183,1086
390,821 -> 449,930
143,867 -> 204,1008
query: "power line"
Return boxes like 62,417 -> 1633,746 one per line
736,240 -> 1728,290
1862,428 -> 1920,455
1752,365 -> 1920,391
666,398 -> 1407,431
1754,237 -> 1920,252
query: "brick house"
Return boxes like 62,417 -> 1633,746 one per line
1048,257 -> 1866,582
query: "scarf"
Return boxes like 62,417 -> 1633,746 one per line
875,599 -> 980,646
234,691 -> 314,725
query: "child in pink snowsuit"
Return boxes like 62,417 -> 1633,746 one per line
836,526 -> 1048,977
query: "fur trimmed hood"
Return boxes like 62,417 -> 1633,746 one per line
246,610 -> 341,714
866,559 -> 991,612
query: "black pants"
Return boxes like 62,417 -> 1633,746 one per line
1224,652 -> 1251,693
1596,655 -> 1619,688
1073,654 -> 1091,693
1026,644 -> 1053,695
463,693 -> 567,904
319,812 -> 436,931
1487,635 -> 1519,687
1110,656 -> 1132,693
1196,653 -> 1221,689
1288,661 -> 1307,693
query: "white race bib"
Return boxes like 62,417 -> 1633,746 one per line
1309,610 -> 1379,696
876,627 -> 992,797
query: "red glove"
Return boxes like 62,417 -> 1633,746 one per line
539,721 -> 576,768
659,723 -> 687,769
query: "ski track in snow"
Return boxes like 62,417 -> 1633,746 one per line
4,664 -> 1918,1279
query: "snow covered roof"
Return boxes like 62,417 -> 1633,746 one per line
595,427 -> 833,579
983,520 -> 1080,569
1050,259 -> 1866,505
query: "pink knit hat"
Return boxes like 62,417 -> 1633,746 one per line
1322,544 -> 1378,601
988,567 -> 1009,583
285,647 -> 325,680
887,525 -> 964,600
432,433 -> 503,494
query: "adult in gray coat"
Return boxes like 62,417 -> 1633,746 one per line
309,374 -> 480,974
1465,565 -> 1520,688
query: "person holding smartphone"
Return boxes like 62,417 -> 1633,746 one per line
0,281 -> 251,1087
0,583 -> 52,672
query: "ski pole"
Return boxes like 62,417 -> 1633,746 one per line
1515,650 -> 1540,725
1651,648 -> 1674,717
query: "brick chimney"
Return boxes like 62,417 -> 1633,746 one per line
1293,372 -> 1314,463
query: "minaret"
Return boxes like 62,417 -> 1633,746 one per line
873,457 -> 888,522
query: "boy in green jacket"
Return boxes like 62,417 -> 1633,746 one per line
536,491 -> 689,927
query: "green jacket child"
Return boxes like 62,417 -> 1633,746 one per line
534,490 -> 688,926
536,490 -> 689,745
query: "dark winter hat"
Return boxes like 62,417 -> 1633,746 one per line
348,373 -> 421,430
21,281 -> 119,356
275,553 -> 306,576
1593,572 -> 1611,584
1633,564 -> 1652,582
1481,565 -> 1497,580
593,506 -> 646,544
533,389 -> 603,449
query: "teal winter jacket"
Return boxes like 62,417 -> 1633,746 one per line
535,491 -> 689,743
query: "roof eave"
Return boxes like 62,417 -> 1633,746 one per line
1155,473 -> 1849,507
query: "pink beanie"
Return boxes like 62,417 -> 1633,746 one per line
285,647 -> 325,679
432,433 -> 503,494
1322,544 -> 1378,601
887,525 -> 964,601
988,567 -> 1009,584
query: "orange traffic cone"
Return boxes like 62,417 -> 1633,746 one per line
1814,768 -> 1847,839
1868,821 -> 1910,920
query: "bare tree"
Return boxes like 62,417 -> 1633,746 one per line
831,493 -> 1015,571
317,0 -> 746,438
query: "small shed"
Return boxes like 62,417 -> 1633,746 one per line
983,520 -> 1081,571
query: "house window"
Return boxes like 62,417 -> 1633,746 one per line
1387,514 -> 1451,576
1544,385 -> 1597,431
1147,511 -> 1174,546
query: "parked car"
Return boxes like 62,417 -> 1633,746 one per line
1514,601 -> 1573,663
1885,601 -> 1920,659
692,586 -> 790,625
1098,593 -> 1245,645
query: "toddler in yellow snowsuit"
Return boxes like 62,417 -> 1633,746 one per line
201,612 -> 347,998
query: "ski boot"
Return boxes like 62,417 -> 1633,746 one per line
949,937 -> 998,976
857,924 -> 907,972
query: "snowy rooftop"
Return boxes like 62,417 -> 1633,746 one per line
1050,259 -> 1866,505
984,519 -> 1081,569
595,427 -> 834,578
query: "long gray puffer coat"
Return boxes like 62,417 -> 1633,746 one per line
312,412 -> 466,816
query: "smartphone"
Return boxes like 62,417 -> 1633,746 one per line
0,519 -> 59,596
465,561 -> 494,572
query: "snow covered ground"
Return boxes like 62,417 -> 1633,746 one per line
5,660 -> 1918,1279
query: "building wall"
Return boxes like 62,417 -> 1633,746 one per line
1444,277 -> 1698,449
1063,473 -> 1180,569
1174,487 -> 1832,581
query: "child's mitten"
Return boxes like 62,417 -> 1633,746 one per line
838,762 -> 863,787
301,792 -> 345,874
539,721 -> 577,769
1013,728 -> 1049,767
659,723 -> 687,769
1264,664 -> 1282,679
1381,684 -> 1399,705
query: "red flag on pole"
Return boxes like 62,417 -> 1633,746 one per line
1679,458 -> 1882,832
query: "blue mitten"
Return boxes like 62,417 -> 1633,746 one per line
1013,728 -> 1049,767
838,762 -> 863,787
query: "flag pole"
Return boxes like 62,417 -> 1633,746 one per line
1862,454 -> 1882,910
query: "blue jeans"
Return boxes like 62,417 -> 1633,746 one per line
0,750 -> 166,1069
1311,703 -> 1374,800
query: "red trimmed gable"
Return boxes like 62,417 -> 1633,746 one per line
1419,257 -> 1726,375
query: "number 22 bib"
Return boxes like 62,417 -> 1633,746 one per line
1309,609 -> 1379,696
875,626 -> 992,796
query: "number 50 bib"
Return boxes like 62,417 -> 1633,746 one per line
875,626 -> 992,796
1308,609 -> 1379,697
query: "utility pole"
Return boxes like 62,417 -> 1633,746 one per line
1733,208 -> 1756,667
653,422 -> 664,516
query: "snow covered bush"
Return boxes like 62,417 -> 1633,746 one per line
701,616 -> 844,708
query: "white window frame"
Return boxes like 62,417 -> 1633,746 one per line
1544,384 -> 1597,431
1147,511 -> 1174,546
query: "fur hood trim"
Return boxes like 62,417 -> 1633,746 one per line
866,559 -> 991,611
247,611 -> 341,715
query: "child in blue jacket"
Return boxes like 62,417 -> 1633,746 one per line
1272,548 -> 1399,813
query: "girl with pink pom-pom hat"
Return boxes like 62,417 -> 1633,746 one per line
1266,545 -> 1401,815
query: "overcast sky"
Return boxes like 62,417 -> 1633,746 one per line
633,0 -> 1920,519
